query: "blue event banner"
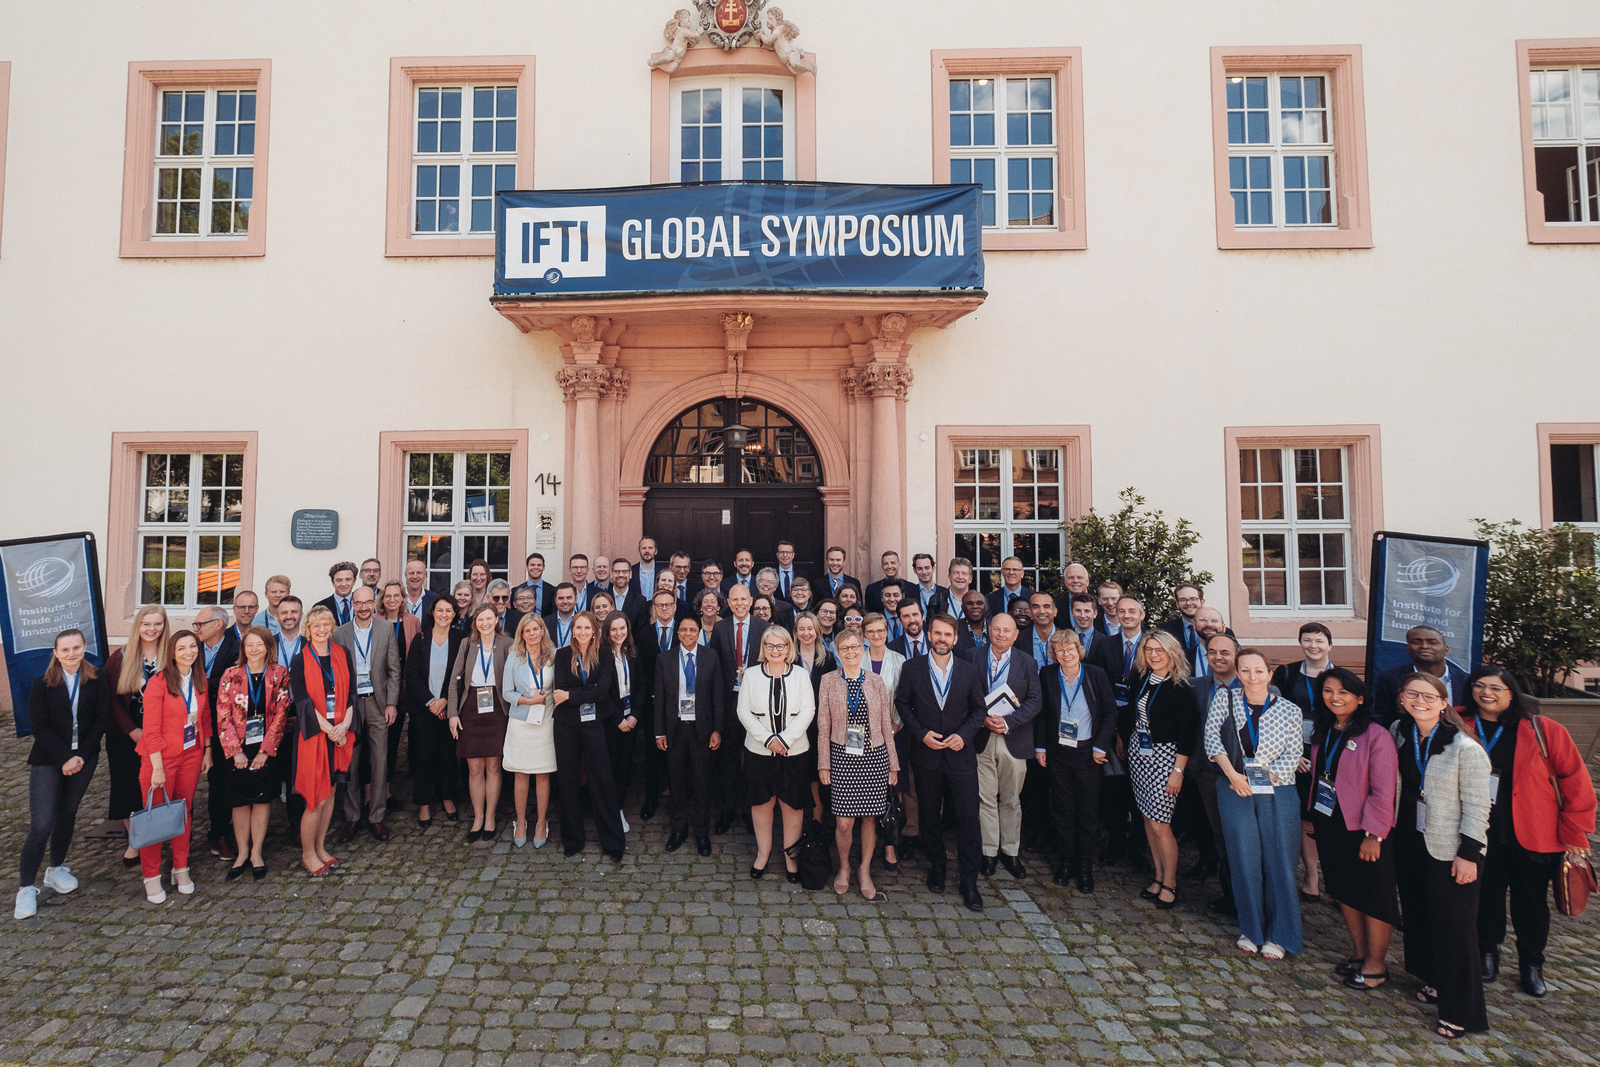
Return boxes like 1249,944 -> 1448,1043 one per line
0,532 -> 109,736
494,182 -> 984,296
1364,530 -> 1490,684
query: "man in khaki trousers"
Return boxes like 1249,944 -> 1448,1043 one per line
966,614 -> 1042,878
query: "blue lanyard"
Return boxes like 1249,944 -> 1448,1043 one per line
575,655 -> 588,685
180,673 -> 195,719
279,635 -> 300,666
988,653 -> 1009,688
1235,692 -> 1263,751
930,658 -> 953,703
477,642 -> 494,681
1139,675 -> 1164,708
1474,717 -> 1506,753
1301,670 -> 1318,710
1321,727 -> 1342,777
1059,670 -> 1084,717
1411,723 -> 1435,788
846,674 -> 863,717
355,625 -> 373,665
249,670 -> 265,712
308,644 -> 336,692
64,671 -> 80,715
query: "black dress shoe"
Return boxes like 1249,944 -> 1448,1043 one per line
961,884 -> 984,912
980,855 -> 998,877
369,822 -> 392,842
1520,963 -> 1547,997
339,821 -> 361,844
640,799 -> 659,821
1077,864 -> 1094,893
696,836 -> 712,856
1052,866 -> 1071,887
714,812 -> 734,834
251,864 -> 268,881
604,850 -> 624,863
1482,944 -> 1501,983
466,829 -> 482,844
1000,854 -> 1026,878
926,870 -> 946,894
665,831 -> 687,852
225,864 -> 248,882
786,869 -> 801,884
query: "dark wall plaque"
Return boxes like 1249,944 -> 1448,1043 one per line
291,509 -> 339,551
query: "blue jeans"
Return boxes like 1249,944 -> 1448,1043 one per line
1216,779 -> 1303,953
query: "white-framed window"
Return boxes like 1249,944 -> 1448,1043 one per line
413,85 -> 518,235
138,452 -> 244,606
952,446 -> 1064,593
671,75 -> 795,182
1238,446 -> 1351,612
1550,442 -> 1600,529
153,87 -> 255,238
1530,66 -> 1600,224
1225,73 -> 1335,228
403,450 -> 512,593
947,75 -> 1056,231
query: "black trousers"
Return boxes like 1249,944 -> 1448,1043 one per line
1195,769 -> 1235,900
1099,771 -> 1136,857
604,713 -> 637,809
1047,745 -> 1102,872
1477,838 -> 1561,966
206,736 -> 232,842
714,705 -> 746,816
914,754 -> 981,888
1396,830 -> 1488,1032
666,734 -> 713,836
553,717 -> 624,854
409,705 -> 458,807
1020,758 -> 1053,850
387,703 -> 408,791
21,758 -> 98,885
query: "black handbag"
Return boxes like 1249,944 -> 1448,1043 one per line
877,784 -> 903,847
786,817 -> 834,891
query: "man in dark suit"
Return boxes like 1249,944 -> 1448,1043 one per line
933,558 -> 975,620
818,545 -> 862,600
517,552 -> 558,619
773,540 -> 806,600
402,559 -> 442,622
1056,562 -> 1093,614
636,591 -> 683,820
710,584 -> 769,832
1086,596 -> 1146,699
314,561 -> 360,626
689,559 -> 725,603
543,583 -> 580,649
487,580 -> 521,636
721,549 -> 758,596
667,552 -> 694,606
603,559 -> 652,631
877,580 -> 909,643
1183,606 -> 1234,678
1156,583 -> 1220,667
195,605 -> 241,858
908,553 -> 949,619
1065,594 -> 1102,659
897,613 -> 990,910
654,616 -> 725,855
864,550 -> 904,614
334,586 -> 403,842
887,601 -> 931,661
1095,582 -> 1123,636
629,538 -> 664,603
753,569 -> 795,630
1371,625 -> 1467,725
984,556 -> 1035,618
1084,594 -> 1146,865
961,613 -> 1043,879
954,590 -> 987,654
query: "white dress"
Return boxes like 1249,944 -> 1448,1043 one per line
500,656 -> 557,774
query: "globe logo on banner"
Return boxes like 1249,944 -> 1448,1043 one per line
1395,555 -> 1460,598
17,556 -> 75,601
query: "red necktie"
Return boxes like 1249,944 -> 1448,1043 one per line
736,621 -> 745,667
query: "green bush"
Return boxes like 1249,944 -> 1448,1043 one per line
1062,488 -> 1215,613
1476,519 -> 1600,697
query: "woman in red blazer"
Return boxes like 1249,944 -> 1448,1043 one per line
1462,666 -> 1596,997
135,629 -> 213,904
216,626 -> 291,881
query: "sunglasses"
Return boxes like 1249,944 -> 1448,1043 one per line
491,595 -> 510,603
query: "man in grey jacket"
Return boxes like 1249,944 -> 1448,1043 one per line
334,586 -> 402,842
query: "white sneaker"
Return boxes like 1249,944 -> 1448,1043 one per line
43,866 -> 78,894
1236,935 -> 1258,954
143,877 -> 167,905
1262,942 -> 1285,961
620,810 -> 630,833
14,887 -> 37,919
173,868 -> 195,895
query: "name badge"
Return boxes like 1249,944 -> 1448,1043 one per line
679,695 -> 696,722
1313,777 -> 1337,815
1058,719 -> 1080,747
476,687 -> 494,713
325,696 -> 337,721
1114,682 -> 1130,706
183,722 -> 198,750
580,702 -> 597,723
1488,772 -> 1500,805
733,667 -> 743,692
244,716 -> 265,745
845,725 -> 865,755
1415,799 -> 1429,833
1244,759 -> 1273,794
622,694 -> 632,713
71,718 -> 79,751
357,671 -> 373,696
1134,730 -> 1155,757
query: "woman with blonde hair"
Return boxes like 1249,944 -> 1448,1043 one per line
551,611 -> 625,859
447,603 -> 511,843
104,604 -> 167,865
817,629 -> 897,898
502,613 -> 558,848
737,625 -> 816,881
288,606 -> 356,877
1118,628 -> 1194,911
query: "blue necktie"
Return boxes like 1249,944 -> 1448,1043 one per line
339,598 -> 349,624
684,650 -> 696,693
659,625 -> 670,652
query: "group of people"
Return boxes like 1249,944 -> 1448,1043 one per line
14,540 -> 1596,1040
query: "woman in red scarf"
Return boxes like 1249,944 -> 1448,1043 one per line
288,606 -> 356,876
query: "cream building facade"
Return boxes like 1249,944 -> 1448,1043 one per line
2,0 -> 1599,700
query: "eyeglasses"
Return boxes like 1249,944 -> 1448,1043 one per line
1470,683 -> 1510,695
491,595 -> 510,603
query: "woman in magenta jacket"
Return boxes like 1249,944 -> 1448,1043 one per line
1306,666 -> 1400,990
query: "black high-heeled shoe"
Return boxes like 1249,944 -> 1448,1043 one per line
1155,884 -> 1179,910
443,808 -> 460,822
751,860 -> 768,880
225,863 -> 248,882
466,828 -> 483,843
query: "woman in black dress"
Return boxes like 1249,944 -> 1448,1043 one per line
551,611 -> 625,860
405,596 -> 463,826
1306,667 -> 1400,989
104,605 -> 168,866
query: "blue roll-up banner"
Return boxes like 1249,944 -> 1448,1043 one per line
1364,531 -> 1490,684
0,533 -> 109,737
494,181 -> 984,296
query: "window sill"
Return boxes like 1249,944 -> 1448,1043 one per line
1218,224 -> 1371,250
386,233 -> 497,258
981,227 -> 1085,251
1525,221 -> 1600,245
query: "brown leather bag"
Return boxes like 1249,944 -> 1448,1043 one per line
1529,714 -> 1596,917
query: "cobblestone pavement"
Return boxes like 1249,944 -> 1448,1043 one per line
0,714 -> 1596,1067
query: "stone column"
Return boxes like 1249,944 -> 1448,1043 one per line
558,315 -> 611,557
859,314 -> 913,566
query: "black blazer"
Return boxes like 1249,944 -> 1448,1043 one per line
1115,671 -> 1198,757
1086,628 -> 1144,688
815,571 -> 863,599
602,587 -> 652,632
1033,663 -> 1118,755
762,597 -> 796,631
894,655 -> 987,769
27,672 -> 111,767
626,564 -> 666,601
864,577 -> 903,614
985,585 -> 1035,617
711,614 -> 770,702
773,565 -> 808,599
200,628 -> 240,729
959,646 -> 1045,758
720,572 -> 759,596
551,649 -> 616,728
636,617 -> 682,725
403,629 -> 466,716
653,644 -> 726,744
887,632 -> 933,661
517,580 -> 557,617
314,593 -> 355,626
288,642 -> 359,740
605,650 -> 641,721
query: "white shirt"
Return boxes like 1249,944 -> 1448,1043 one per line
929,654 -> 954,710
352,621 -> 374,674
405,590 -> 429,618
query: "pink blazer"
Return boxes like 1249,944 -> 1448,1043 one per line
1308,720 -> 1398,837
815,669 -> 900,778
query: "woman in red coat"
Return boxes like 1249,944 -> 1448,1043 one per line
288,606 -> 357,877
136,629 -> 213,904
1462,666 -> 1596,997
216,626 -> 291,880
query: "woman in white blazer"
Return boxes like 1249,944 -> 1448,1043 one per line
736,626 -> 816,882
501,615 -> 557,848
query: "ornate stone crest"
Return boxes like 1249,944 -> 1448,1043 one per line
693,0 -> 767,51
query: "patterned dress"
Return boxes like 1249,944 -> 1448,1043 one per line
1129,676 -> 1180,824
829,673 -> 890,818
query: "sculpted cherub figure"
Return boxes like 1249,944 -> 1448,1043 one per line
760,7 -> 816,75
648,8 -> 702,73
